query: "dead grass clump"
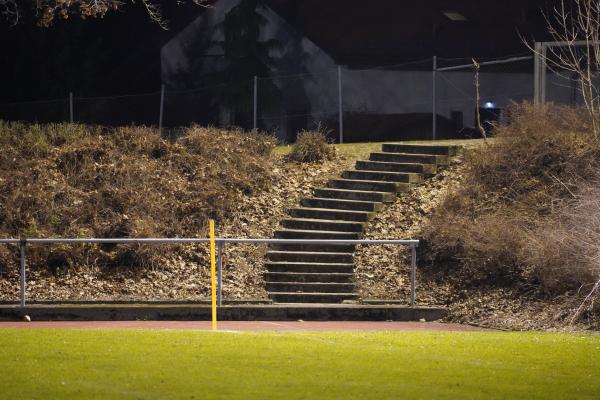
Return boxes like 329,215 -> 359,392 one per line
423,103 -> 600,297
0,122 -> 276,272
289,127 -> 336,163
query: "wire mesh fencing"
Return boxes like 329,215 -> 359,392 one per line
1,52 -> 588,142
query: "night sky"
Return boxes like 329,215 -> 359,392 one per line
0,0 -> 556,103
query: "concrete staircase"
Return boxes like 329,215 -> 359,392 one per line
265,143 -> 461,304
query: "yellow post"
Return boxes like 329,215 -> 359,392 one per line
209,219 -> 217,331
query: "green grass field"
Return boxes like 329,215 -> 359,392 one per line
0,329 -> 598,399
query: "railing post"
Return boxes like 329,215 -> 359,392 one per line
19,238 -> 27,308
410,244 -> 417,307
217,241 -> 224,306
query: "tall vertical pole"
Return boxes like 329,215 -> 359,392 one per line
432,56 -> 437,140
209,220 -> 217,331
19,239 -> 27,308
253,76 -> 258,130
338,65 -> 344,144
69,92 -> 74,123
159,84 -> 165,135
540,43 -> 548,104
410,244 -> 417,307
534,42 -> 541,104
217,241 -> 223,307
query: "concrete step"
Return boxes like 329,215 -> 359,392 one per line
328,179 -> 409,193
268,292 -> 360,303
342,170 -> 423,183
370,152 -> 449,165
265,262 -> 354,273
266,251 -> 353,263
301,197 -> 382,212
281,218 -> 365,233
274,229 -> 361,240
266,282 -> 356,293
288,208 -> 373,222
265,272 -> 354,283
1,303 -> 448,321
382,143 -> 461,156
356,160 -> 436,175
314,188 -> 395,203
269,242 -> 355,253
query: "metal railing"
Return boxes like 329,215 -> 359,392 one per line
0,238 -> 420,308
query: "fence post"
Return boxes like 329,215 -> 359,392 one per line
410,244 -> 417,307
159,84 -> 165,135
69,92 -> 74,123
253,76 -> 258,130
19,238 -> 27,308
338,65 -> 344,143
432,56 -> 437,140
217,241 -> 224,306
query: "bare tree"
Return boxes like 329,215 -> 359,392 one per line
534,0 -> 600,136
472,59 -> 487,141
1,0 -> 208,29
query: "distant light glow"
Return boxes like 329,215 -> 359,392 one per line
484,102 -> 496,109
443,11 -> 468,21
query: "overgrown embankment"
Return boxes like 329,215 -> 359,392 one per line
0,122 -> 350,301
421,103 -> 600,329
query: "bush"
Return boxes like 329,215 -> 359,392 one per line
422,103 -> 600,295
0,122 -> 276,270
289,127 -> 335,163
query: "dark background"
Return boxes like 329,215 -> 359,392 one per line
0,0 -> 558,103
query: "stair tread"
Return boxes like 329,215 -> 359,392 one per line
276,229 -> 360,235
358,160 -> 429,166
267,291 -> 359,296
266,272 -> 353,276
316,188 -> 392,195
266,281 -> 354,285
267,250 -> 354,255
283,218 -> 365,224
373,151 -> 445,156
305,197 -> 380,205
265,261 -> 354,265
290,207 -> 371,213
346,169 -> 418,175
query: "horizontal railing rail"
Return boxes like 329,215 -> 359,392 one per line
0,237 -> 419,308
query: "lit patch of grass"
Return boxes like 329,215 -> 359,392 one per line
0,329 -> 597,399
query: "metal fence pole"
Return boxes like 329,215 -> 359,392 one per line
69,92 -> 74,123
19,238 -> 27,308
410,244 -> 417,307
540,43 -> 548,104
159,84 -> 165,135
253,76 -> 258,130
338,65 -> 344,143
217,241 -> 224,306
432,56 -> 437,140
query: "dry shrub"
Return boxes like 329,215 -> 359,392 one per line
525,181 -> 600,295
423,103 -> 600,295
289,127 -> 336,163
0,121 -> 276,271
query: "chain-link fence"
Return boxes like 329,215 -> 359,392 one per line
0,53 -> 575,143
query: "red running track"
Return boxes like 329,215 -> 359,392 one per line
0,321 -> 489,331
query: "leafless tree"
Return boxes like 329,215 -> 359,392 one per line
472,59 -> 487,141
533,0 -> 600,136
1,0 -> 209,29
